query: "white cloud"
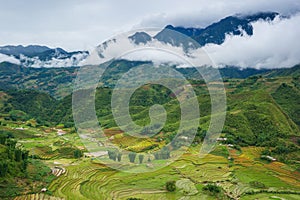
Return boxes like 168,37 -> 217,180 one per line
0,53 -> 20,65
86,13 -> 300,70
18,52 -> 89,68
203,14 -> 300,69
88,29 -> 213,68
136,0 -> 300,28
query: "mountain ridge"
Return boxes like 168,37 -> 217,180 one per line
0,45 -> 89,67
153,12 -> 278,48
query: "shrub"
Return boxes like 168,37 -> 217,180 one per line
203,184 -> 221,194
73,149 -> 83,158
261,148 -> 271,156
249,181 -> 266,189
166,181 -> 176,192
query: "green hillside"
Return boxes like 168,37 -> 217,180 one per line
3,60 -> 298,99
0,64 -> 300,199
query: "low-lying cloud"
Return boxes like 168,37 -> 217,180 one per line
97,13 -> 300,70
113,13 -> 300,70
204,13 -> 300,69
0,53 -> 20,65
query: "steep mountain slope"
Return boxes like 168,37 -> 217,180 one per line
266,64 -> 300,78
0,90 -> 56,124
272,82 -> 300,127
0,62 -> 78,98
154,12 -> 278,48
1,73 -> 299,140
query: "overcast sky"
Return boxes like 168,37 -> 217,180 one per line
0,0 -> 300,51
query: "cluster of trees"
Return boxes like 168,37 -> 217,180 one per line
107,150 -> 146,164
192,128 -> 207,145
202,184 -> 221,194
0,134 -> 29,177
261,142 -> 299,155
126,152 -> 144,164
272,143 -> 298,154
154,147 -> 170,160
108,150 -> 122,162
0,89 -> 75,128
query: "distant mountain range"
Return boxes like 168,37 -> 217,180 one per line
126,12 -> 278,51
152,12 -> 278,48
97,12 -> 284,65
0,45 -> 89,67
0,12 -> 289,68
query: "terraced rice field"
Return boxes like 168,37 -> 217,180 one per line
52,167 -> 66,177
14,193 -> 64,200
46,153 -> 233,200
229,147 -> 300,190
241,193 -> 300,200
12,143 -> 300,200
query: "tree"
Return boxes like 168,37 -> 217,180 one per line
6,139 -> 17,150
74,149 -> 83,158
0,161 -> 9,177
22,150 -> 29,160
138,154 -> 144,164
154,152 -> 160,160
153,147 -> 171,160
261,148 -> 271,156
117,153 -> 122,162
128,152 -> 137,163
21,160 -> 28,172
166,181 -> 176,192
15,149 -> 22,162
161,147 -> 170,159
108,150 -> 117,161
0,135 -> 6,145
